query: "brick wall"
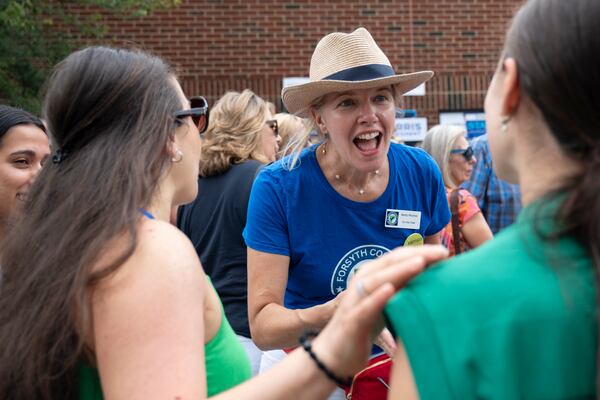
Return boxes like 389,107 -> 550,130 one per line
66,0 -> 522,123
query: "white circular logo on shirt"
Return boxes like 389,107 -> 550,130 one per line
330,245 -> 391,295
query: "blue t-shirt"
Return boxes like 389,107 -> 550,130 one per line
244,143 -> 450,310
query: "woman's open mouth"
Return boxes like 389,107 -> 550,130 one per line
353,131 -> 382,155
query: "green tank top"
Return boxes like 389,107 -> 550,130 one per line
78,281 -> 252,398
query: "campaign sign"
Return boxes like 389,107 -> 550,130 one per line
394,117 -> 428,142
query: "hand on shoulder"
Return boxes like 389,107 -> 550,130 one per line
311,245 -> 448,378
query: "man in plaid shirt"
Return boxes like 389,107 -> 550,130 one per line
462,134 -> 522,234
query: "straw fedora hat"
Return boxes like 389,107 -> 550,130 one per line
282,27 -> 434,117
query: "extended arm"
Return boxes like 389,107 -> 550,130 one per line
235,245 -> 447,400
247,248 -> 341,350
94,219 -> 446,399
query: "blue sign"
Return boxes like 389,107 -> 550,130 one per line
464,112 -> 486,138
466,120 -> 486,138
396,109 -> 417,118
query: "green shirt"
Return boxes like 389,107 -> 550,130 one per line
79,281 -> 251,398
385,198 -> 596,399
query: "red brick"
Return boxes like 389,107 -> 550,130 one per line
63,0 -> 520,120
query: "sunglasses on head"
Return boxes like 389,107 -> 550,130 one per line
173,96 -> 209,134
266,119 -> 279,136
450,146 -> 474,162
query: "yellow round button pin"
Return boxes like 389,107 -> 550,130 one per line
404,233 -> 424,246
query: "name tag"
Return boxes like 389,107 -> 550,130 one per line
385,209 -> 421,229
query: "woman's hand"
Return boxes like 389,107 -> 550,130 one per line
310,245 -> 449,379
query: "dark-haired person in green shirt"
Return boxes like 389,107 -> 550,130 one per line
385,0 -> 599,398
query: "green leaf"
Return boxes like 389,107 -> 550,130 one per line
0,0 -> 176,113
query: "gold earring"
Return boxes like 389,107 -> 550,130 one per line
172,150 -> 183,163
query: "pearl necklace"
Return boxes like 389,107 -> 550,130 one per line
334,170 -> 380,195
321,141 -> 381,196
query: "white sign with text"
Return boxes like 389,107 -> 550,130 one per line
394,117 -> 428,142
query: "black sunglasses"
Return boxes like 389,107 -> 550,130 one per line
173,96 -> 209,134
450,146 -> 474,162
266,119 -> 279,136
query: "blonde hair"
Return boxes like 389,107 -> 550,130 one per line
199,89 -> 271,177
274,113 -> 311,158
282,85 -> 402,170
422,124 -> 467,188
266,101 -> 276,115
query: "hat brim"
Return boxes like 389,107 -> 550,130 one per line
281,71 -> 434,117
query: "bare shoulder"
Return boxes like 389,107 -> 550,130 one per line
94,218 -> 205,295
137,218 -> 201,268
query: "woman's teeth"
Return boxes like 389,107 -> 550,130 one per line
354,131 -> 380,151
356,131 -> 380,140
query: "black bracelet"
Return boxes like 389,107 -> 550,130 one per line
299,331 -> 353,387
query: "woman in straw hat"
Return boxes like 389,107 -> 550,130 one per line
244,27 -> 450,398
0,45 -> 448,399
387,0 -> 598,397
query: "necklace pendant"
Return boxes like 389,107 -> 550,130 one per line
358,189 -> 365,195
335,174 -> 341,180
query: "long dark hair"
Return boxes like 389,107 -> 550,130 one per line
505,0 -> 600,390
0,47 -> 182,399
0,104 -> 46,141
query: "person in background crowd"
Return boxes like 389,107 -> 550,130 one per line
0,105 -> 49,244
387,0 -> 599,397
244,27 -> 450,400
462,133 -> 521,234
422,125 -> 493,256
274,112 -> 311,158
266,101 -> 276,116
0,46 -> 448,400
177,89 -> 279,375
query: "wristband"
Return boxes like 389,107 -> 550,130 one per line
299,331 -> 353,387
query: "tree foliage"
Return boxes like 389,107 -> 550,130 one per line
0,0 -> 178,113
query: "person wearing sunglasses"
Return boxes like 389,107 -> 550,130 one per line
0,46 -> 449,399
273,113 -> 312,159
177,89 -> 281,376
422,124 -> 493,256
173,95 -> 210,132
263,117 -> 282,161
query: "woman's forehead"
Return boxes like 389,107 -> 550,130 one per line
324,86 -> 393,101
